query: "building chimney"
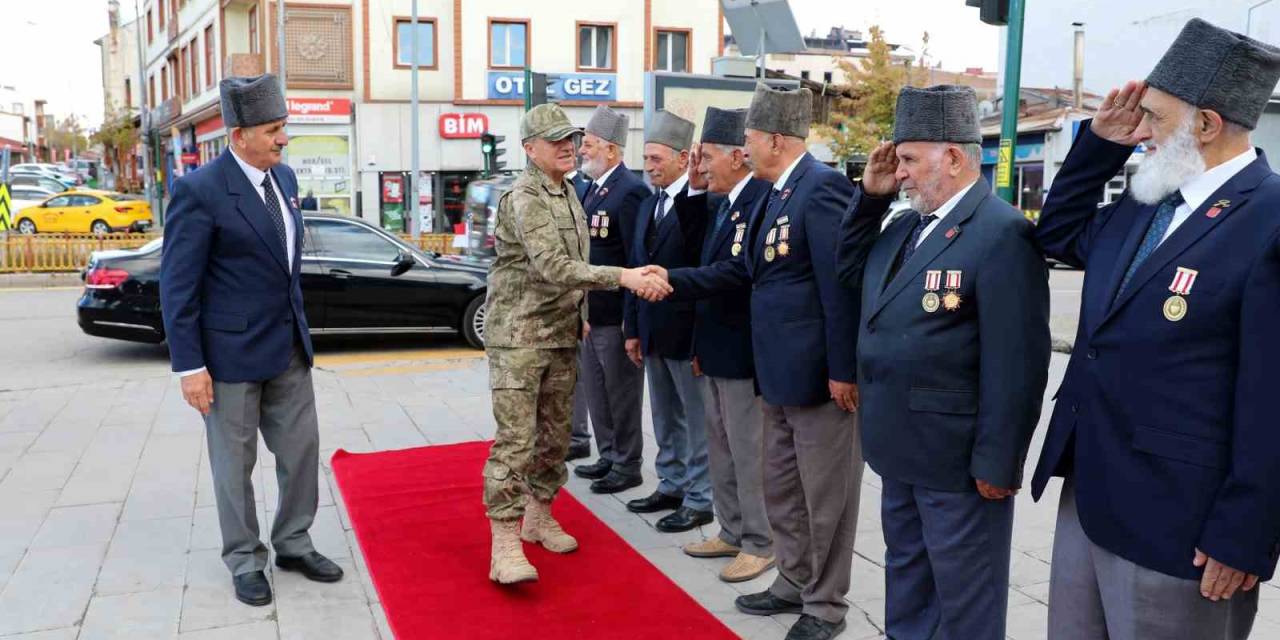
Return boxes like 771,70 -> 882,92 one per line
1072,22 -> 1085,109
108,0 -> 121,48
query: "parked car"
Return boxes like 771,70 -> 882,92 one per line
463,174 -> 517,258
9,171 -> 75,192
77,213 -> 491,348
13,190 -> 152,234
12,163 -> 79,185
9,185 -> 56,213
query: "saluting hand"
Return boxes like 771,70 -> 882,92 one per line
688,143 -> 709,192
1091,81 -> 1148,146
861,141 -> 901,197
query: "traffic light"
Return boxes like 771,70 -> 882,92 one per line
978,0 -> 1008,26
480,132 -> 507,176
529,72 -> 548,108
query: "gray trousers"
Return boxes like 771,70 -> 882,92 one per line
570,366 -> 590,449
700,375 -> 771,556
881,477 -> 1015,640
645,355 -> 712,511
763,400 -> 863,624
204,346 -> 319,576
1048,481 -> 1257,640
577,325 -> 645,477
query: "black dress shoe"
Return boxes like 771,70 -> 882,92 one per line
275,552 -> 344,583
655,506 -> 714,533
785,614 -> 847,640
233,571 -> 272,606
590,471 -> 642,494
734,590 -> 803,616
626,490 -> 683,513
564,443 -> 591,461
573,458 -> 612,479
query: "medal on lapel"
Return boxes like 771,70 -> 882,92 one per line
1163,266 -> 1197,322
590,214 -> 599,237
598,186 -> 610,199
922,270 -> 942,313
731,211 -> 741,222
942,270 -> 963,311
764,246 -> 777,262
777,224 -> 790,257
1206,199 -> 1230,219
732,224 -> 745,256
764,228 -> 778,262
781,189 -> 791,201
599,211 -> 609,238
766,228 -> 777,245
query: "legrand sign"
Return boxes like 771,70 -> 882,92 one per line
287,98 -> 352,124
439,113 -> 489,139
487,72 -> 618,102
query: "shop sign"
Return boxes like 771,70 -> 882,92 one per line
439,113 -> 489,139
487,72 -> 617,102
287,98 -> 352,124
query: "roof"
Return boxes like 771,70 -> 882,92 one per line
980,106 -> 1093,137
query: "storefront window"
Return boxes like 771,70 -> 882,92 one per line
289,135 -> 353,215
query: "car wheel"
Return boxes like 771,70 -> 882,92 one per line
90,220 -> 111,235
16,218 -> 36,234
461,294 -> 486,349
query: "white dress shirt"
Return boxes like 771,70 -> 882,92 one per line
915,179 -> 979,248
591,162 -> 620,191
1163,148 -> 1257,244
179,151 -> 296,379
654,173 -> 690,220
771,153 -> 807,195
727,173 -> 753,207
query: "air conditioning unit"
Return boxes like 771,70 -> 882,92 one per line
712,56 -> 759,79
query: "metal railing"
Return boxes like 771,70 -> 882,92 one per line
0,232 -> 460,273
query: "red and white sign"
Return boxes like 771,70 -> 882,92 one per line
1169,267 -> 1198,295
287,98 -> 352,124
439,112 -> 489,139
181,152 -> 199,164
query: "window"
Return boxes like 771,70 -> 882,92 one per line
72,195 -> 102,207
45,196 -> 73,207
157,0 -> 164,28
393,17 -> 437,68
489,20 -> 527,69
149,74 -> 156,107
204,25 -> 214,87
248,5 -> 258,54
146,10 -> 153,43
654,29 -> 690,73
800,70 -> 810,80
124,78 -> 132,109
178,46 -> 187,101
310,220 -> 402,263
823,71 -> 833,83
161,67 -> 168,101
577,23 -> 614,71
189,40 -> 199,95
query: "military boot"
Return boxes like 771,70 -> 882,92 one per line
489,519 -> 538,584
520,499 -> 579,553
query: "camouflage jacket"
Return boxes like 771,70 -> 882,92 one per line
484,162 -> 623,348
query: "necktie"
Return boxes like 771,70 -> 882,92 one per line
890,213 -> 936,280
1116,191 -> 1185,300
583,181 -> 599,208
260,174 -> 289,260
767,188 -> 781,212
710,198 -> 732,239
654,190 -> 669,222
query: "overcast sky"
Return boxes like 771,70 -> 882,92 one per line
0,0 -> 1002,130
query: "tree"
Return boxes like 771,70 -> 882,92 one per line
818,26 -> 929,164
45,115 -> 91,161
92,106 -> 139,191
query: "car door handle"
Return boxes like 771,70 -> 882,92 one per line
328,268 -> 352,279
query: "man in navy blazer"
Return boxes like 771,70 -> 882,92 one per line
837,85 -> 1051,640
568,105 -> 652,495
650,84 -> 863,640
622,111 -> 714,533
1031,19 -> 1280,640
674,107 -> 776,584
160,75 -> 343,607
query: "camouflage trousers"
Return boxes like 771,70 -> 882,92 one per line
483,346 -> 578,521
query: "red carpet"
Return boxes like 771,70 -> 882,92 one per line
331,442 -> 739,639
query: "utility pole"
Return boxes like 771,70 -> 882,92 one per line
133,0 -> 156,220
410,0 -> 421,239
277,0 -> 288,165
994,0 -> 1025,204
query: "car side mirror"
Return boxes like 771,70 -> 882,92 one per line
390,253 -> 416,277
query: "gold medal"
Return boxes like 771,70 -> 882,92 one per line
942,291 -> 962,311
731,243 -> 742,256
599,227 -> 608,238
922,292 -> 940,313
764,246 -> 776,262
777,241 -> 790,257
1163,295 -> 1188,321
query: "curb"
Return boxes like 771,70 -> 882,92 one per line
0,272 -> 82,289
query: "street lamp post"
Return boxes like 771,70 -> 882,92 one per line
410,0 -> 421,240
994,0 -> 1026,205
133,0 -> 156,221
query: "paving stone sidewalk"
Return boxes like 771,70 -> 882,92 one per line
1,351 -> 1277,639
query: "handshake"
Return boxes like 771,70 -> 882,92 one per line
619,265 -> 672,302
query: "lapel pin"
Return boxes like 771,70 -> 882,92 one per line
599,187 -> 609,198
945,226 -> 959,239
731,211 -> 740,222
1206,199 -> 1230,219
781,188 -> 792,200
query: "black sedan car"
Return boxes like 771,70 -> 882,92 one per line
77,213 -> 490,348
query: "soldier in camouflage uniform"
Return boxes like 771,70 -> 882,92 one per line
483,103 -> 669,585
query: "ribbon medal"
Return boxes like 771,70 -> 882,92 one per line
598,211 -> 609,238
1163,266 -> 1197,321
942,270 -> 963,311
922,270 -> 942,313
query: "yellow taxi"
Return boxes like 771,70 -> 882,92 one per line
14,190 -> 154,235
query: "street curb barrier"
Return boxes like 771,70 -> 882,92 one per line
0,272 -> 84,289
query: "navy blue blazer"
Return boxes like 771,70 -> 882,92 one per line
678,177 -> 771,380
160,150 -> 314,384
582,164 -> 650,327
570,171 -> 591,202
839,180 -> 1051,491
667,154 -> 859,407
623,183 -> 709,359
1031,124 -> 1280,581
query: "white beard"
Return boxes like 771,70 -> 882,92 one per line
581,156 -> 607,181
1130,124 -> 1206,205
908,191 -> 934,214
